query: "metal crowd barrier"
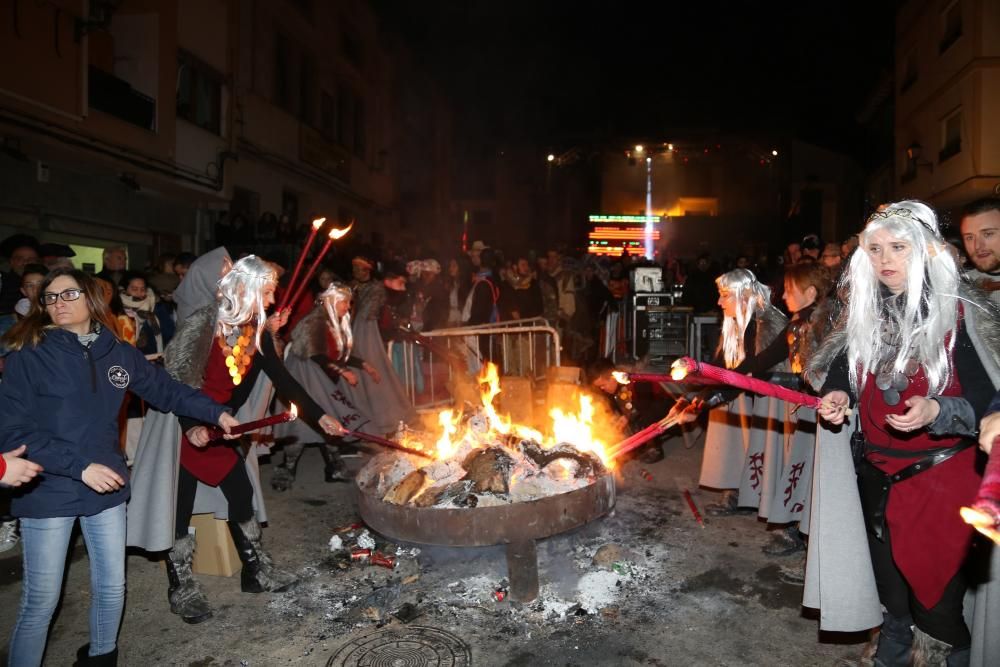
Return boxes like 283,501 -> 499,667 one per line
387,318 -> 561,410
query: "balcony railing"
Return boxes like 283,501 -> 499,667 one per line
88,65 -> 156,131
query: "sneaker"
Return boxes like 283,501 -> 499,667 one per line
0,519 -> 20,553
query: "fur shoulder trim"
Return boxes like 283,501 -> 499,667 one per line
164,304 -> 217,387
755,304 -> 788,354
288,307 -> 328,360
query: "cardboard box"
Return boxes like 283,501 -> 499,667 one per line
500,376 -> 534,425
190,514 -> 241,577
546,366 -> 581,385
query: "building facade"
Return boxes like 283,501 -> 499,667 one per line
895,0 -> 1000,210
0,0 -> 450,271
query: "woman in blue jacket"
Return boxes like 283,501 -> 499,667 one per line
0,268 -> 238,667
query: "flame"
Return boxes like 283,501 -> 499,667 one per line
435,409 -> 460,459
670,358 -> 690,381
960,506 -> 1000,544
423,361 -> 615,469
479,363 -> 512,435
289,403 -> 298,419
550,394 -> 609,464
611,370 -> 630,385
328,220 -> 354,240
311,217 -> 326,230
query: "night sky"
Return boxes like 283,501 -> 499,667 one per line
375,1 -> 896,161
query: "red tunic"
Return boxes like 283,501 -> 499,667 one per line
860,340 -> 982,609
179,341 -> 243,486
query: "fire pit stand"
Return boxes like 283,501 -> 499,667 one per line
357,473 -> 616,602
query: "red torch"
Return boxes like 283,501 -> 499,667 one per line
285,221 -> 354,312
205,404 -> 298,441
278,217 -> 326,312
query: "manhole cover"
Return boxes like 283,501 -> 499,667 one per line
327,625 -> 471,667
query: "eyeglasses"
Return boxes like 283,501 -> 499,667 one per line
41,288 -> 83,305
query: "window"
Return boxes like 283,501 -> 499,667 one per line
900,51 -> 918,93
289,0 -> 313,19
320,91 -> 336,139
940,109 -> 962,162
353,96 -> 366,157
299,53 -> 317,126
177,51 -> 223,134
336,84 -> 366,158
940,0 -> 962,53
274,33 -> 294,113
274,33 -> 318,125
341,25 -> 364,70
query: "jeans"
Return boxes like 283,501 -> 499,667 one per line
8,503 -> 126,666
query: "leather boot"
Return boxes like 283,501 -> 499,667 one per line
271,441 -> 305,491
318,442 -> 349,482
165,534 -> 213,624
705,489 -> 755,516
911,627 -> 968,667
762,524 -> 806,556
872,612 -> 913,667
227,518 -> 297,593
73,644 -> 118,666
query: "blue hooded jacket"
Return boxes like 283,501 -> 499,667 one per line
0,325 -> 227,518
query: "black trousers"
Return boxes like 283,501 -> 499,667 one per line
175,462 -> 254,539
857,460 -> 971,648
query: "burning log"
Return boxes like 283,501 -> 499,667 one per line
383,470 -> 429,505
416,479 -> 480,508
462,447 -> 515,494
519,441 -> 605,478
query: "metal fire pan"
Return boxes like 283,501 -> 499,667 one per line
356,473 -> 616,547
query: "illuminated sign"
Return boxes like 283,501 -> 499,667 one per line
587,215 -> 662,256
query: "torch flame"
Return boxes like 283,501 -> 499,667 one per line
289,403 -> 298,419
328,220 -> 354,240
611,370 -> 630,385
960,506 -> 1000,544
311,217 -> 326,230
670,358 -> 691,381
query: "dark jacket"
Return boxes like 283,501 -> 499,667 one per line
0,325 -> 226,519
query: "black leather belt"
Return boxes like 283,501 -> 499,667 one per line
861,440 -> 974,541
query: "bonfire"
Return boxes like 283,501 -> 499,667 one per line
357,364 -> 617,508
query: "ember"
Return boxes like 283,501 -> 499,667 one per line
359,363 -> 616,509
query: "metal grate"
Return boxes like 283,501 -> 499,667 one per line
327,625 -> 472,667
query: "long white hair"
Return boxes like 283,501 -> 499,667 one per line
842,200 -> 959,395
320,282 -> 353,361
216,255 -> 277,349
717,268 -> 772,368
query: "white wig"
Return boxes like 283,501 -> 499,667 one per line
216,255 -> 277,349
320,282 -> 353,361
716,268 -> 772,368
841,199 -> 959,395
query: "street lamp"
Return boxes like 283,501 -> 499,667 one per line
635,144 -> 644,154
547,154 -> 555,162
771,149 -> 779,157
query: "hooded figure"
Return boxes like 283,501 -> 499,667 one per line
128,254 -> 343,625
271,283 -> 382,489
